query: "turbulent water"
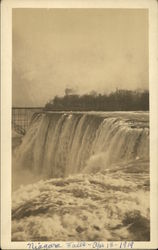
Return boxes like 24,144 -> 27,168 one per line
12,111 -> 150,241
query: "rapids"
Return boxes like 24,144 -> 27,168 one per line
12,111 -> 150,241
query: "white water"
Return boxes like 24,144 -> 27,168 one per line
13,112 -> 149,178
12,112 -> 150,241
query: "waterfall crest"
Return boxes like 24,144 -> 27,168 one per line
14,112 -> 149,178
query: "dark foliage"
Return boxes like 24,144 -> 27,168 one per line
44,89 -> 149,111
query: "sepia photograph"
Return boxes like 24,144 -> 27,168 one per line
1,0 -> 158,249
12,7 -> 150,242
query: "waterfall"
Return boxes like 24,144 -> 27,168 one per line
12,111 -> 150,241
13,112 -> 149,178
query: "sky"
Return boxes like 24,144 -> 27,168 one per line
12,8 -> 148,107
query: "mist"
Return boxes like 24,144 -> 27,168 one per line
12,9 -> 148,107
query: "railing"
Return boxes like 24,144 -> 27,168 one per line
12,107 -> 43,135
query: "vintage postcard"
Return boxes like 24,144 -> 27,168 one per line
1,0 -> 158,249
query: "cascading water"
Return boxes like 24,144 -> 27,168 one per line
13,112 -> 149,178
12,111 -> 150,241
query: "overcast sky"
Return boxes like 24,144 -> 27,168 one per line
12,8 -> 148,107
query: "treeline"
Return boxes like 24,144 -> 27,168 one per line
44,89 -> 149,111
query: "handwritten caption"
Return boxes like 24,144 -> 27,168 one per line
27,241 -> 134,249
